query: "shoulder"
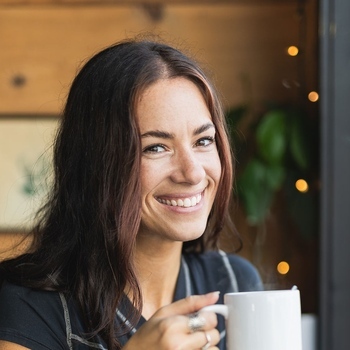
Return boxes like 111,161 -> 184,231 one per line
0,281 -> 68,349
0,280 -> 63,317
0,280 -> 57,312
184,251 -> 263,292
0,281 -> 107,350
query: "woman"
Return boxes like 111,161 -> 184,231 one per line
0,38 -> 262,350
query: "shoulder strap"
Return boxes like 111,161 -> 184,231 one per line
218,250 -> 239,292
59,292 -> 107,349
59,292 -> 74,350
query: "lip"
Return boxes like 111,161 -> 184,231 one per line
156,190 -> 204,201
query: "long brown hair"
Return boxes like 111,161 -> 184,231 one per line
0,38 -> 235,349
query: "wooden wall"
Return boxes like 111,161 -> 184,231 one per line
0,1 -> 318,114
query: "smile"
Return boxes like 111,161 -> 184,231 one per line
156,193 -> 202,208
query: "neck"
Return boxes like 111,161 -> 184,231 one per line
134,237 -> 183,319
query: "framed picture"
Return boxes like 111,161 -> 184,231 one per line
0,116 -> 59,231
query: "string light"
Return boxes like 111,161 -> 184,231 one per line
308,91 -> 319,102
295,179 -> 309,193
287,45 -> 299,56
277,261 -> 290,275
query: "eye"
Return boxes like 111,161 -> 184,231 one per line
143,144 -> 167,153
195,136 -> 215,147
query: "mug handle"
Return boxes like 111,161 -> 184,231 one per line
201,304 -> 229,319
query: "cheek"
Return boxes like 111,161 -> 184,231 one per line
140,163 -> 151,197
207,153 -> 222,185
140,161 -> 163,198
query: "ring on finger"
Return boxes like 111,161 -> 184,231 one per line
188,312 -> 206,332
201,331 -> 211,350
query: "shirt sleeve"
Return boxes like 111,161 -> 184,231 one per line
0,281 -> 69,350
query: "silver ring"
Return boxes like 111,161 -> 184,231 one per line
201,331 -> 211,350
188,312 -> 206,332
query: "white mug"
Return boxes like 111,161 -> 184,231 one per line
203,289 -> 302,350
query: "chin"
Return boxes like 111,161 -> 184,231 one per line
175,229 -> 206,243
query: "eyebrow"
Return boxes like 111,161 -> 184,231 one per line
141,122 -> 215,139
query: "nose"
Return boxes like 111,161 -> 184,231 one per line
170,150 -> 206,185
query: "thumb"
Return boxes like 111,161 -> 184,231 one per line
155,292 -> 220,318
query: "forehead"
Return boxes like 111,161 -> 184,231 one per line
135,77 -> 212,131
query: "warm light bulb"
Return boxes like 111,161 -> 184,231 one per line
308,91 -> 319,102
295,179 -> 309,193
277,261 -> 290,275
287,46 -> 299,56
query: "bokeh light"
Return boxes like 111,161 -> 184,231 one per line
295,179 -> 309,193
287,46 -> 299,56
277,261 -> 290,275
308,91 -> 319,102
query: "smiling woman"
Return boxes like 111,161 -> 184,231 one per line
0,38 -> 263,350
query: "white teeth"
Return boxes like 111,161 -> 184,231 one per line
183,198 -> 191,207
157,194 -> 202,208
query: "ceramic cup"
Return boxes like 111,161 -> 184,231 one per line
202,289 -> 302,350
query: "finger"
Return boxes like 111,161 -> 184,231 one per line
187,329 -> 221,350
155,292 -> 220,318
156,310 -> 217,336
187,310 -> 218,333
197,310 -> 218,330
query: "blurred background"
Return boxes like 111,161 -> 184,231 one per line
0,0 -> 349,349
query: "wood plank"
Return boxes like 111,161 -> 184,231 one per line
0,0 -> 299,6
0,3 -> 308,114
0,232 -> 32,260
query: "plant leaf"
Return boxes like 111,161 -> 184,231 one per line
237,159 -> 278,225
289,113 -> 309,170
265,164 -> 286,190
256,109 -> 287,165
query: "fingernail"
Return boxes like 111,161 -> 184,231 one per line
209,291 -> 220,296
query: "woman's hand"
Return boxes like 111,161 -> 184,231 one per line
123,292 -> 221,350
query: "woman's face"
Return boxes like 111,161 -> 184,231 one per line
136,77 -> 222,244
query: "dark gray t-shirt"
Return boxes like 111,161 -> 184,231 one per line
0,251 -> 263,349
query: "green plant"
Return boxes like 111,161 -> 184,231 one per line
226,103 -> 318,239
